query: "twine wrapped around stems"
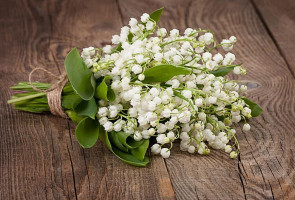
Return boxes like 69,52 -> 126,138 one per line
29,67 -> 68,118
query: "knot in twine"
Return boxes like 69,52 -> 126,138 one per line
29,67 -> 68,118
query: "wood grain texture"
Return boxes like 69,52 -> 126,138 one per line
251,0 -> 295,77
0,0 -> 174,199
0,0 -> 77,199
185,0 -> 295,199
1,0 -> 295,199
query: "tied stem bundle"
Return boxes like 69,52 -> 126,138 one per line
29,68 -> 68,118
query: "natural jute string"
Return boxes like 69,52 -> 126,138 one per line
29,67 -> 68,118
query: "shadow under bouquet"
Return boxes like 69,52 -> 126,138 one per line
8,8 -> 262,166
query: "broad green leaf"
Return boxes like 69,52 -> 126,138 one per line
95,76 -> 116,102
75,117 -> 100,148
73,97 -> 97,119
112,147 -> 150,166
65,47 -> 96,100
107,85 -> 116,102
66,110 -> 85,124
98,125 -> 112,150
210,66 -> 235,77
150,7 -> 164,23
143,65 -> 191,83
62,82 -> 79,94
95,76 -> 109,100
62,93 -> 82,110
241,98 -> 263,117
130,140 -> 149,161
99,128 -> 150,167
210,64 -> 242,77
116,132 -> 144,149
109,131 -> 129,152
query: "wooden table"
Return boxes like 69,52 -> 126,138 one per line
1,0 -> 295,199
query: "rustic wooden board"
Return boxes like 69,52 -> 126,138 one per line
183,0 -> 295,199
251,0 -> 295,77
1,0 -> 295,199
0,0 -> 174,199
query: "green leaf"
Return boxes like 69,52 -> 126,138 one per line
116,132 -> 144,149
95,76 -> 116,102
210,66 -> 235,77
65,47 -> 96,100
107,85 -> 116,102
99,128 -> 150,167
62,82 -> 79,94
143,65 -> 191,83
98,125 -> 112,150
150,7 -> 164,23
73,97 -> 97,119
109,131 -> 129,152
112,147 -> 150,166
210,64 -> 242,77
109,132 -> 148,162
241,98 -> 263,117
75,117 -> 100,148
130,140 -> 149,161
95,76 -> 109,100
62,93 -> 83,110
66,110 -> 85,124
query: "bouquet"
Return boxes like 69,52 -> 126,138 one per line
8,8 -> 262,166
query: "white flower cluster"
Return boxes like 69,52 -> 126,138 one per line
81,12 -> 252,159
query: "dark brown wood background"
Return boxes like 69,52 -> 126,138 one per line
1,0 -> 295,199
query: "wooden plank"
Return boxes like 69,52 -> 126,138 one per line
0,0 -> 175,199
46,1 -> 121,198
0,0 -> 78,199
176,0 -> 295,199
2,0 -> 295,199
251,0 -> 295,77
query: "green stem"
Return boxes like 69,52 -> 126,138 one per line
7,92 -> 46,104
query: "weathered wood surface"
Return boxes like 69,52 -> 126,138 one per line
0,0 -> 294,199
251,0 -> 295,77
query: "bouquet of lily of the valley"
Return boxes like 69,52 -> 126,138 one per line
8,8 -> 262,166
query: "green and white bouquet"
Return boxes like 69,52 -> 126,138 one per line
8,8 -> 262,166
